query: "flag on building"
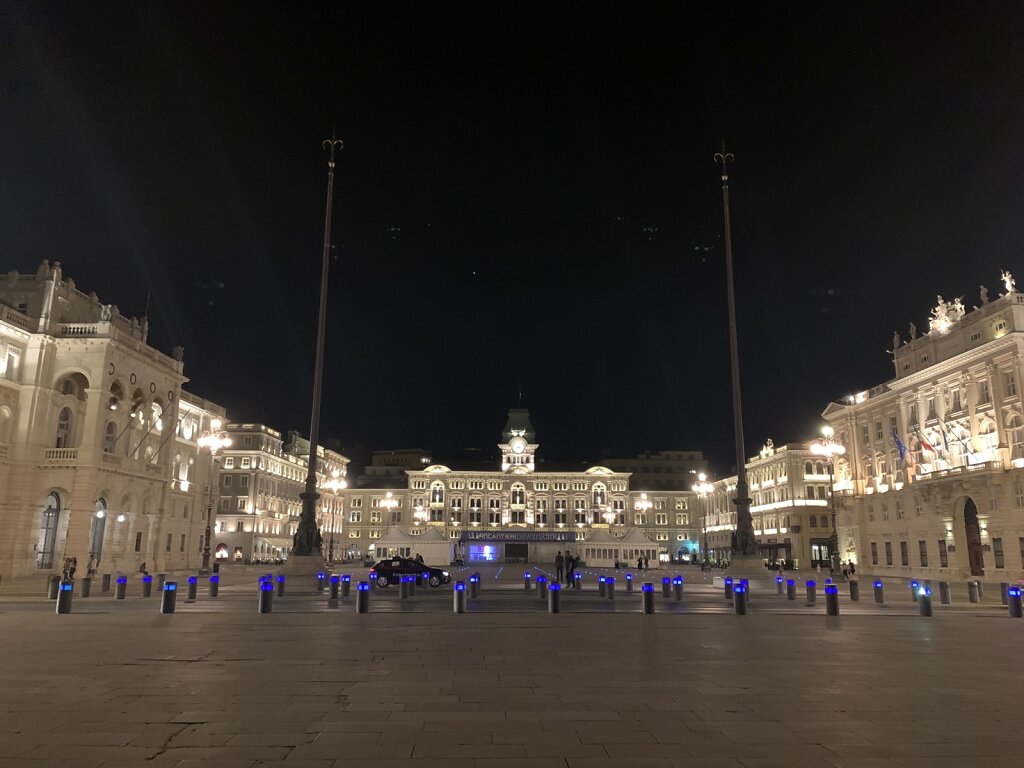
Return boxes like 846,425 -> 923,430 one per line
891,427 -> 908,464
914,425 -> 936,454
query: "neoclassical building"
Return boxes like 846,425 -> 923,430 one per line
0,262 -> 226,578
339,409 -> 700,567
699,439 -> 843,568
211,424 -> 348,564
822,273 -> 1024,581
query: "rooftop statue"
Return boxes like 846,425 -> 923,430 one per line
1003,269 -> 1016,294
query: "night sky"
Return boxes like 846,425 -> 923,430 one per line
3,2 -> 1024,473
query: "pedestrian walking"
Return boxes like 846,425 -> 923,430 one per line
637,556 -> 643,571
565,553 -> 575,587
644,556 -> 649,570
555,551 -> 564,582
848,560 -> 856,576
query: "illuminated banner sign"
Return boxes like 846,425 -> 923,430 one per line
459,530 -> 577,543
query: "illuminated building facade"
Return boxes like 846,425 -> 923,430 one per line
823,274 -> 1024,580
212,424 -> 348,563
339,409 -> 700,566
700,440 -> 842,568
0,261 -> 225,577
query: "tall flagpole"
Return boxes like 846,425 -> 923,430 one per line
714,142 -> 758,560
294,130 -> 344,557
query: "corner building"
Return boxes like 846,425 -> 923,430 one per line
823,276 -> 1024,581
340,409 -> 701,566
0,262 -> 225,577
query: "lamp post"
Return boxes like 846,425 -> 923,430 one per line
811,425 -> 846,577
197,417 -> 231,574
692,472 -> 714,564
322,469 -> 347,564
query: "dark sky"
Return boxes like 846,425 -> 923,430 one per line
3,2 -> 1024,473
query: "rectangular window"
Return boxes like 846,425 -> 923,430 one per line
654,499 -> 665,510
993,537 -> 1005,569
675,513 -> 687,525
909,403 -> 919,426
899,541 -> 909,566
179,534 -> 185,552
370,510 -> 382,523
875,421 -> 883,441
927,398 -> 937,420
938,540 -> 948,567
674,498 -> 688,510
634,513 -> 647,525
885,541 -> 893,565
348,530 -> 360,538
349,511 -> 361,523
391,510 -> 401,523
219,498 -> 230,511
952,389 -> 962,412
980,379 -> 991,404
236,498 -> 246,510
655,532 -> 669,541
165,534 -> 172,553
239,475 -> 249,488
1005,372 -> 1017,397
870,542 -> 878,565
861,424 -> 870,447
224,457 -> 234,469
240,457 -> 251,468
918,540 -> 928,567
135,532 -> 143,552
351,497 -> 363,508
222,475 -> 232,487
370,530 -> 380,539
235,521 -> 243,533
655,513 -> 668,525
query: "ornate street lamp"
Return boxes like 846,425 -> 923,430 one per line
691,472 -> 714,564
322,469 -> 347,564
197,417 -> 231,574
811,425 -> 846,576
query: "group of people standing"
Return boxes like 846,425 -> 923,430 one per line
553,550 -> 579,588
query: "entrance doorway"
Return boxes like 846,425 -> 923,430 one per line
963,497 -> 985,577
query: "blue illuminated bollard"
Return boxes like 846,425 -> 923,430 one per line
187,576 -> 198,602
825,584 -> 839,616
724,577 -> 734,601
1007,586 -> 1023,618
453,581 -> 467,613
400,576 -> 410,599
258,579 -> 273,614
573,571 -> 582,590
209,573 -> 220,598
642,582 -> 655,614
806,580 -> 817,605
523,571 -> 532,590
56,581 -> 74,614
368,570 -> 377,590
316,572 -> 326,593
786,578 -> 796,601
469,574 -> 480,599
776,575 -> 784,595
918,585 -> 933,617
161,581 -> 178,614
548,581 -> 561,613
341,574 -> 351,597
356,581 -> 370,613
910,580 -> 920,603
141,574 -> 153,598
598,575 -> 607,597
115,576 -> 127,600
625,573 -> 634,593
873,580 -> 884,604
733,583 -> 748,615
536,576 -> 548,599
329,574 -> 340,601
276,575 -> 286,598
849,580 -> 860,601
606,577 -> 615,600
662,576 -> 671,598
672,576 -> 683,601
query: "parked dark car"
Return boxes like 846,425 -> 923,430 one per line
370,557 -> 451,588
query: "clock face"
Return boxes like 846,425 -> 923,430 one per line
511,437 -> 526,454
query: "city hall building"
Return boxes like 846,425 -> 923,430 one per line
339,409 -> 702,567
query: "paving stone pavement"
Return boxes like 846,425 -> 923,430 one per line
1,569 -> 1023,767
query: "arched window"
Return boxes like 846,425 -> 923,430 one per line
511,483 -> 525,506
816,462 -> 825,475
55,407 -> 72,448
1007,414 -> 1024,460
37,492 -> 61,569
820,515 -> 829,529
103,422 -> 117,454
0,405 -> 12,444
430,482 -> 445,505
809,515 -> 817,528
804,461 -> 813,475
592,483 -> 606,507
89,498 -> 107,564
61,379 -> 75,396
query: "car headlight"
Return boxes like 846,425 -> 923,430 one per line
442,571 -> 450,577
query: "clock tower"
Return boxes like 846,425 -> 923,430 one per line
499,408 -> 538,471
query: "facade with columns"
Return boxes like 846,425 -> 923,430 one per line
211,424 -> 348,564
699,439 -> 845,569
0,262 -> 226,578
822,275 -> 1024,581
338,409 -> 700,566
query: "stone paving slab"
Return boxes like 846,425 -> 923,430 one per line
2,576 -> 1023,767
